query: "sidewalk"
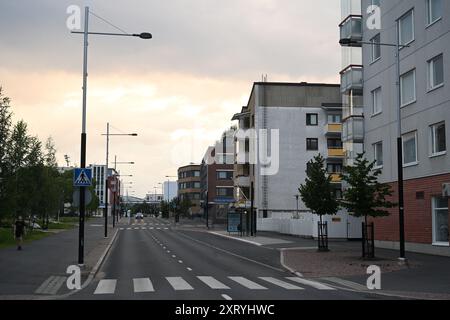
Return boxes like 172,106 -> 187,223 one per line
205,229 -> 450,299
0,217 -> 117,299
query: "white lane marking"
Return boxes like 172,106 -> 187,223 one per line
134,228 -> 139,230
222,294 -> 233,300
119,228 -> 124,230
141,227 -> 147,230
94,280 -> 117,294
150,227 -> 154,230
187,267 -> 193,271
172,255 -> 176,258
126,228 -> 131,230
167,250 -> 171,253
133,278 -> 155,293
166,277 -> 194,291
259,277 -> 304,290
197,276 -> 230,290
228,277 -> 267,290
164,228 -> 169,230
320,277 -> 368,291
35,276 -> 66,295
286,277 -> 336,290
157,228 -> 161,230
178,260 -> 183,264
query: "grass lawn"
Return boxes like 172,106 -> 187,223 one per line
0,228 -> 52,249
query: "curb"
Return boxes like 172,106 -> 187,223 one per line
208,231 -> 263,246
279,248 -> 304,277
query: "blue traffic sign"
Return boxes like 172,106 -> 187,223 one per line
73,168 -> 92,187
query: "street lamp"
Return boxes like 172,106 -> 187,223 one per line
71,6 -> 151,265
339,37 -> 410,261
294,194 -> 299,219
101,123 -> 137,237
112,157 -> 135,228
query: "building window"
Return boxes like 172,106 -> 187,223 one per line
427,0 -> 442,25
373,142 -> 383,168
372,87 -> 382,115
371,34 -> 381,62
402,131 -> 418,165
327,163 -> 342,173
194,170 -> 200,177
400,69 -> 416,106
327,114 -> 342,124
432,197 -> 449,245
430,122 -> 446,156
306,113 -> 318,126
398,10 -> 414,46
217,171 -> 233,180
216,187 -> 234,197
327,138 -> 343,149
427,54 -> 444,90
306,138 -> 319,151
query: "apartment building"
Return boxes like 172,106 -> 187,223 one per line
340,0 -> 449,255
177,164 -> 202,216
200,130 -> 235,224
232,82 -> 362,239
89,164 -> 118,217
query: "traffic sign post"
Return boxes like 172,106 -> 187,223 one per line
73,167 -> 92,266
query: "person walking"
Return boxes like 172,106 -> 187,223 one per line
13,216 -> 26,251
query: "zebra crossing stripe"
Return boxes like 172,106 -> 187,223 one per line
228,277 -> 267,290
94,279 -> 117,294
286,277 -> 336,290
133,278 -> 154,293
35,276 -> 66,295
258,277 -> 304,290
166,277 -> 194,290
197,276 -> 230,290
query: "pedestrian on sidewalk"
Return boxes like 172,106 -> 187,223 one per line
13,216 -> 26,251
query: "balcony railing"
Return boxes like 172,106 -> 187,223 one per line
329,173 -> 342,183
328,148 -> 345,158
339,15 -> 362,46
325,123 -> 342,135
342,116 -> 364,143
340,65 -> 363,93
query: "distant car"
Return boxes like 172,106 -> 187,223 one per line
135,213 -> 144,220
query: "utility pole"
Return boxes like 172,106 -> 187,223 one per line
103,123 -> 109,237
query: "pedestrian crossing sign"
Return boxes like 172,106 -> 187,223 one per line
73,168 -> 92,187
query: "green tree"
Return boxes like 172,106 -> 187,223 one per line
340,153 -> 396,226
299,154 -> 339,225
0,88 -> 13,225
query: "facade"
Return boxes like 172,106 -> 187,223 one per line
163,181 -> 178,202
356,0 -> 449,255
177,164 -> 202,216
146,193 -> 164,204
200,131 -> 235,224
232,82 -> 362,239
89,164 -> 118,216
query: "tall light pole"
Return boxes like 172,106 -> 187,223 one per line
112,158 -> 135,228
71,6 -> 151,265
339,37 -> 410,261
101,123 -> 137,237
294,194 -> 299,219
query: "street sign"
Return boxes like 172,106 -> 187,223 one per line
443,183 -> 450,197
214,197 -> 235,204
73,168 -> 92,187
72,188 -> 93,207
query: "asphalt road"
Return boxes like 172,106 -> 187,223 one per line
69,217 -> 382,300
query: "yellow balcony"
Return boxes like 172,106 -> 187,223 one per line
330,174 -> 342,183
328,148 -> 345,158
326,123 -> 342,134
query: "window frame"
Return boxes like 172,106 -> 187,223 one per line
306,113 -> 319,126
429,121 -> 447,157
426,0 -> 443,27
432,196 -> 449,246
373,141 -> 383,168
427,54 -> 444,91
400,69 -> 417,107
402,130 -> 418,166
371,87 -> 382,115
306,138 -> 319,151
370,33 -> 381,63
398,9 -> 415,47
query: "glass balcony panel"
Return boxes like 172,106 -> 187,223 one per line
341,66 -> 363,93
340,15 -> 362,45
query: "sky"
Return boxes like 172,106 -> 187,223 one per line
0,0 -> 341,198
